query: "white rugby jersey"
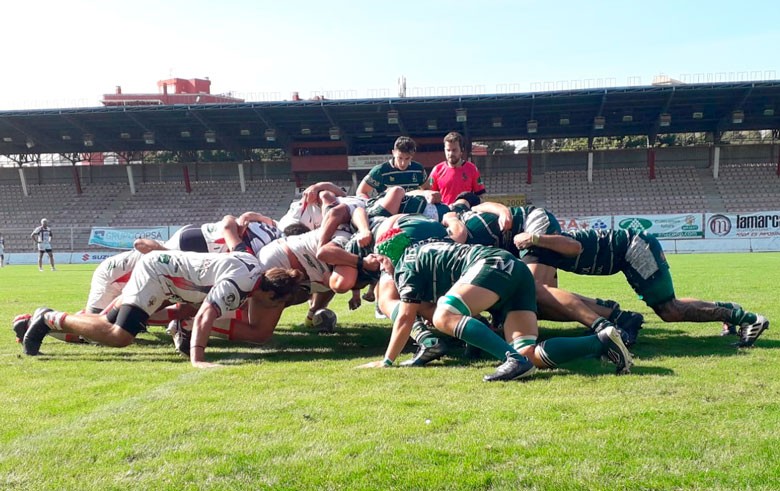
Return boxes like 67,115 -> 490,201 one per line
243,221 -> 283,255
87,250 -> 142,311
200,222 -> 230,253
258,228 -> 349,289
32,226 -> 53,247
277,200 -> 323,231
127,251 -> 264,316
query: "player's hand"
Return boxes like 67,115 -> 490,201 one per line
191,361 -> 221,369
357,360 -> 389,368
356,230 -> 372,247
498,212 -> 512,232
363,254 -> 381,272
369,254 -> 393,274
301,185 -> 321,206
348,292 -> 361,310
425,190 -> 442,204
513,232 -> 534,250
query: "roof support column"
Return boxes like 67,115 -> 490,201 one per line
126,164 -> 136,195
71,165 -> 83,195
18,166 -> 28,197
713,145 -> 721,180
526,140 -> 533,185
587,137 -> 594,183
776,141 -> 780,176
183,165 -> 192,193
646,135 -> 656,180
238,162 -> 247,193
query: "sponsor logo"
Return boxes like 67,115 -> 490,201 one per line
224,293 -> 236,305
591,219 -> 609,230
618,218 -> 653,231
708,214 -> 731,236
82,253 -> 90,261
736,214 -> 780,228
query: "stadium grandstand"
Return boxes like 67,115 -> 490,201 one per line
0,79 -> 779,256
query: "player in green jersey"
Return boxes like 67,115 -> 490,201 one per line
358,237 -> 633,379
521,228 -> 769,347
455,205 -> 643,344
356,136 -> 433,198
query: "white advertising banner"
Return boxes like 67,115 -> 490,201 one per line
614,213 -> 704,239
705,211 -> 780,239
88,227 -> 170,249
347,154 -> 391,170
555,215 -> 613,232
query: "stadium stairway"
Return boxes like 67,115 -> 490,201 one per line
696,168 -> 726,213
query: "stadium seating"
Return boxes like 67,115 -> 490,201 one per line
1,161 -> 777,253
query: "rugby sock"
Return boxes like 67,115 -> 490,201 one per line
590,317 -> 612,333
728,308 -> 757,326
535,335 -> 603,368
454,316 -> 524,362
43,311 -> 68,331
596,298 -> 620,310
411,318 -> 440,347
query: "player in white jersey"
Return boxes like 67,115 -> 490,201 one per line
31,218 -> 55,271
85,249 -> 143,313
134,212 -> 280,255
22,251 -> 305,367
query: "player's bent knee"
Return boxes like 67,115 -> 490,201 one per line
436,294 -> 471,317
106,327 -> 136,347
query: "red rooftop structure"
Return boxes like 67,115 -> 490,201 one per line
101,77 -> 244,106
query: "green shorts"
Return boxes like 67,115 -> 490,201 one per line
455,250 -> 537,323
623,232 -> 675,307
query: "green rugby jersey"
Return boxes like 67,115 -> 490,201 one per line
543,229 -> 635,275
364,160 -> 427,194
394,242 -> 504,303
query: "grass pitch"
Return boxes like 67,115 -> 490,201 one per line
1,253 -> 779,490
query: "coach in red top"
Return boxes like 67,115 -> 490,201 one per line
428,132 -> 486,205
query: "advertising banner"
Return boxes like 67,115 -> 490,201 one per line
347,154 -> 391,170
88,227 -> 169,249
556,215 -> 613,232
614,213 -> 704,239
72,252 -> 117,264
705,211 -> 780,239
483,194 -> 527,207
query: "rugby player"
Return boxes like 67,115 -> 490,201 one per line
359,234 -> 633,380
22,250 -> 303,368
521,228 -> 770,347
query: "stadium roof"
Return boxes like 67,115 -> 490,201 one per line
1,81 -> 779,157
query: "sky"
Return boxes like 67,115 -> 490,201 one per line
2,0 -> 778,110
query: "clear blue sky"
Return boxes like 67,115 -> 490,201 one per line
3,0 -> 778,109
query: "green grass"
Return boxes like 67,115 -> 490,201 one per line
1,253 -> 779,490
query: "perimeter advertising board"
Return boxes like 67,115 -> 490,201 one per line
614,214 -> 704,239
705,211 -> 780,239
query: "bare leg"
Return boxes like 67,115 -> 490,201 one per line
654,298 -> 733,323
56,314 -> 135,347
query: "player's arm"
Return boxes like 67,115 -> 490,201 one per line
441,212 -> 467,243
351,206 -> 372,247
190,301 -> 221,368
219,215 -> 245,252
302,182 -> 346,205
405,188 -> 441,204
237,211 -> 276,228
358,300 -> 420,368
355,178 -> 375,200
514,232 -> 583,257
472,202 -> 512,230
